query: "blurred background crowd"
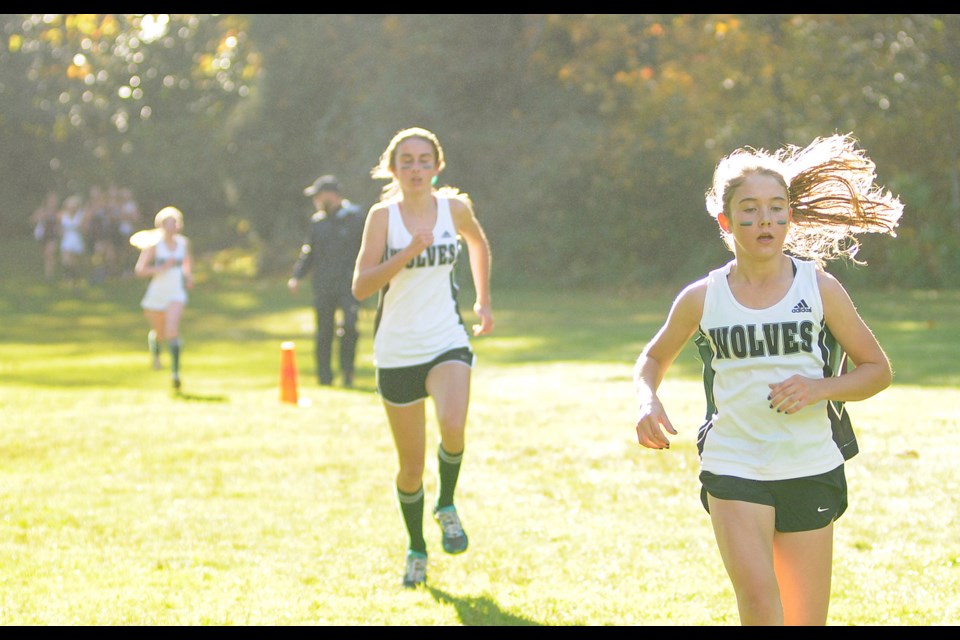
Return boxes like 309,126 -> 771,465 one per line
29,184 -> 142,288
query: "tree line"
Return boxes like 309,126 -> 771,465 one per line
2,14 -> 956,289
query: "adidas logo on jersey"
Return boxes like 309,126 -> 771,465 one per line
791,299 -> 812,314
441,230 -> 454,239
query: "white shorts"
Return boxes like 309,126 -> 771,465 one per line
60,231 -> 85,255
141,272 -> 187,311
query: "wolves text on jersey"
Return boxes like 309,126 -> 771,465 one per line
387,242 -> 459,269
706,320 -> 815,359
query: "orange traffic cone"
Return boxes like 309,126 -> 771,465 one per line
280,341 -> 299,404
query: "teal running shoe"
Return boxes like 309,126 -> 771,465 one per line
402,550 -> 427,588
433,505 -> 468,554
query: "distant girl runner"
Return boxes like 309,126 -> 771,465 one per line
352,126 -> 494,588
134,206 -> 194,391
58,195 -> 87,289
632,133 -> 903,625
31,191 -> 61,282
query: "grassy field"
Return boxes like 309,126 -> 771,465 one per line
1,238 -> 958,625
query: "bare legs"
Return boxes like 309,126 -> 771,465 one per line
143,302 -> 185,386
43,240 -> 57,281
708,496 -> 833,626
385,361 -> 472,562
386,361 -> 471,494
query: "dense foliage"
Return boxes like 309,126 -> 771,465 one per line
2,14 -> 957,288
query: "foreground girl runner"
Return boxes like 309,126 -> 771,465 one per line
633,133 -> 903,625
352,126 -> 494,588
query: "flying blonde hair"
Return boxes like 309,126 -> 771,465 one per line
130,205 -> 185,249
705,133 -> 904,267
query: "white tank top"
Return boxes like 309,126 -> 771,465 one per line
373,195 -> 470,368
141,235 -> 188,308
694,257 -> 844,480
154,234 -> 186,263
60,210 -> 86,253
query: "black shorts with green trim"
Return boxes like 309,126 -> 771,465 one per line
376,347 -> 474,406
699,464 -> 848,533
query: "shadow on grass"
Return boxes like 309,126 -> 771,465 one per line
343,382 -> 377,395
4,267 -> 959,389
428,587 -> 542,626
2,275 -> 304,348
173,389 -> 229,403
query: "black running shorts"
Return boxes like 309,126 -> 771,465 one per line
699,464 -> 847,532
376,347 -> 474,406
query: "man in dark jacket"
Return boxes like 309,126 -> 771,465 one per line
288,175 -> 365,387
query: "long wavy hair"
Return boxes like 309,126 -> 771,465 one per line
705,133 -> 903,267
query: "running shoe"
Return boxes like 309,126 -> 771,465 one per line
402,550 -> 427,588
433,505 -> 468,554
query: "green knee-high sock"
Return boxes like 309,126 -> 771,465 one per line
397,485 -> 426,554
168,338 -> 181,376
436,444 -> 464,510
148,330 -> 159,360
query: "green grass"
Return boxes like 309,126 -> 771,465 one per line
1,239 -> 958,625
